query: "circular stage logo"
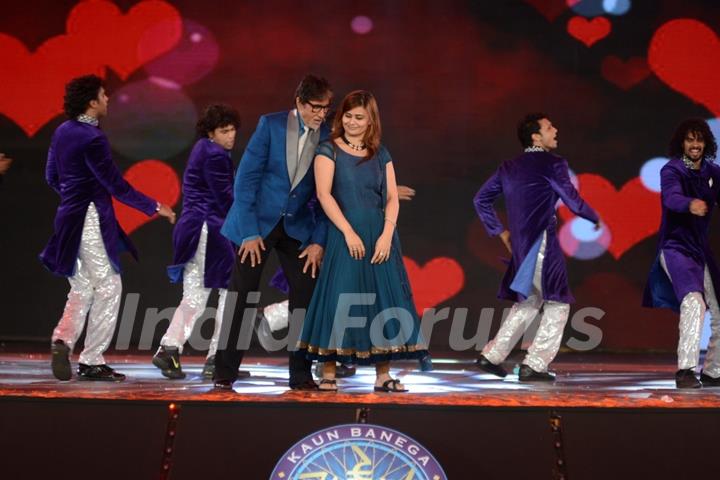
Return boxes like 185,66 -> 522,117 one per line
271,423 -> 447,480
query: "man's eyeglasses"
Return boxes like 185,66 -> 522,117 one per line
305,101 -> 332,114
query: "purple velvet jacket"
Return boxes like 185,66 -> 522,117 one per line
474,151 -> 599,304
167,138 -> 235,289
643,157 -> 720,311
39,119 -> 157,276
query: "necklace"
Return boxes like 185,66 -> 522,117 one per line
341,134 -> 366,151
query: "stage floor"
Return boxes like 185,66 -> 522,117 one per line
1,351 -> 719,409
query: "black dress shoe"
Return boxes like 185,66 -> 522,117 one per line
152,346 -> 186,379
213,379 -> 234,390
314,362 -> 356,379
700,371 -> 720,387
77,364 -> 126,382
51,340 -> 72,381
518,364 -> 555,382
336,363 -> 357,378
418,353 -> 434,372
205,356 -> 251,380
290,379 -> 319,391
676,369 -> 701,389
475,354 -> 507,378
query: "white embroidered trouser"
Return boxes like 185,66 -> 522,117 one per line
482,233 -> 570,373
51,203 -> 121,366
160,223 -> 226,357
263,300 -> 290,332
660,252 -> 720,377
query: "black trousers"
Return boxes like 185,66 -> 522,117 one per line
214,222 -> 316,385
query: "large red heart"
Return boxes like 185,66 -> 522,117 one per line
601,56 -> 650,90
0,33 -> 106,137
0,0 -> 181,137
523,0 -> 568,22
648,19 -> 720,116
403,257 -> 465,314
567,16 -> 611,47
113,159 -> 180,234
67,0 -> 182,80
558,174 -> 660,259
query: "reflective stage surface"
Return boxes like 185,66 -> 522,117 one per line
1,351 -> 719,408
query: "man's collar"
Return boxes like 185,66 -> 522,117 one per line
77,114 -> 98,127
524,145 -> 546,153
682,155 -> 702,170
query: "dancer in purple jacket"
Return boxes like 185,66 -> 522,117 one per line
473,113 -> 599,382
152,104 -> 240,379
40,75 -> 175,381
643,119 -> 720,389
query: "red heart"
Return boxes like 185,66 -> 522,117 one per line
0,33 -> 106,137
567,16 -> 611,47
648,19 -> 720,116
403,257 -> 465,314
601,56 -> 650,90
113,159 -> 180,234
0,0 -> 181,137
523,0 -> 568,22
558,174 -> 660,259
67,0 -> 182,80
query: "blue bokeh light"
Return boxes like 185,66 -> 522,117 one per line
603,0 -> 631,16
639,157 -> 669,193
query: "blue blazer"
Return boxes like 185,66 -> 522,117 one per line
221,110 -> 329,248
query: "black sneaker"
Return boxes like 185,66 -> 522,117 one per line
51,340 -> 72,381
475,354 -> 508,378
152,346 -> 186,380
77,364 -> 126,382
202,355 -> 215,379
676,369 -> 701,389
518,364 -> 555,382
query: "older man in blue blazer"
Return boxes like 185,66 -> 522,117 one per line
215,75 -> 332,390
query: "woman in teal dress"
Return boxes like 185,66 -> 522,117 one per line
298,90 -> 427,392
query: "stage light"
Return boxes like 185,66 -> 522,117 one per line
145,19 -> 220,86
567,0 -> 606,17
603,0 -> 631,16
103,79 -> 197,160
351,16 -> 374,35
639,157 -> 669,193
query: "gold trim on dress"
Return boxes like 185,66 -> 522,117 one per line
297,341 -> 425,359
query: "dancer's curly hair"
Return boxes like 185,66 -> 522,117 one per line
668,118 -> 717,160
196,104 -> 240,138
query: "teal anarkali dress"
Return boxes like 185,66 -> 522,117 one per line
298,141 -> 427,365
